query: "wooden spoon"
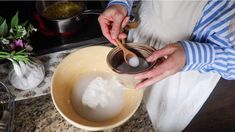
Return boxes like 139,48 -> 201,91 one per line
115,39 -> 140,67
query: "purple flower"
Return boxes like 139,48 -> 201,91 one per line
10,43 -> 16,50
25,44 -> 33,51
14,39 -> 24,48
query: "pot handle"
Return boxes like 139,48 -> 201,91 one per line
82,10 -> 102,15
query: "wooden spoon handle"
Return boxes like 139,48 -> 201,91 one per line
115,39 -> 126,51
115,38 -> 129,63
121,38 -> 125,45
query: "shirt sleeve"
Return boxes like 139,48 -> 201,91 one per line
181,38 -> 235,80
180,1 -> 235,80
107,0 -> 134,15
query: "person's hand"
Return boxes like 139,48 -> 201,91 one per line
134,43 -> 186,89
98,4 -> 129,45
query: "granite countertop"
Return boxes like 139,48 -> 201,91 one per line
14,95 -> 155,131
0,40 -> 154,131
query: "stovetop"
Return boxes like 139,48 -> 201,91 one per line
31,14 -> 108,55
0,1 -> 109,55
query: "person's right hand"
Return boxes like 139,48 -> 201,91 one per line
98,4 -> 129,45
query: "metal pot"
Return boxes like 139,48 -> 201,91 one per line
35,1 -> 100,34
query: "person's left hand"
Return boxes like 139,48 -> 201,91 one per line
134,43 -> 186,89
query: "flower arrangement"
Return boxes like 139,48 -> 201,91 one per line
0,11 -> 36,63
0,12 -> 45,90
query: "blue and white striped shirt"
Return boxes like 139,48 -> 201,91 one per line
181,1 -> 235,80
107,0 -> 134,15
108,0 -> 235,80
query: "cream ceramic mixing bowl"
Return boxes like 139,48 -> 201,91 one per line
51,45 -> 143,131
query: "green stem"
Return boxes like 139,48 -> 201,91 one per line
0,50 -> 29,63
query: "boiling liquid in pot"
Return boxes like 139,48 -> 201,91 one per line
42,2 -> 83,20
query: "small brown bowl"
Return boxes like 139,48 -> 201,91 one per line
107,43 -> 157,74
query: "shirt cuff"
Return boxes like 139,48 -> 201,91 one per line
180,40 -> 216,71
107,0 -> 133,15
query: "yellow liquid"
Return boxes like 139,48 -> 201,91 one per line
43,2 -> 83,20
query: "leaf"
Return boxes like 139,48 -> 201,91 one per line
0,19 -> 8,37
14,25 -> 24,39
7,35 -> 13,39
21,20 -> 28,27
0,16 -> 4,25
0,51 -> 9,55
11,11 -> 19,28
16,49 -> 25,55
0,51 -> 10,59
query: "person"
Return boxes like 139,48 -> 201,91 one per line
98,0 -> 235,131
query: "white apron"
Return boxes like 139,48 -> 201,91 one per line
127,1 -> 221,131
